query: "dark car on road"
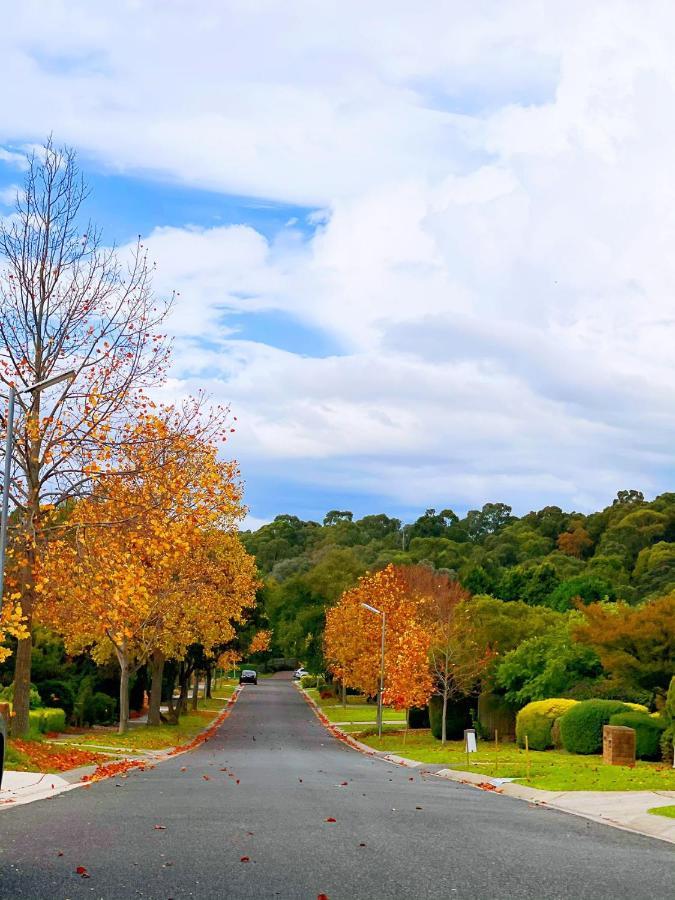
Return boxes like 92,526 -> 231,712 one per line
239,669 -> 257,685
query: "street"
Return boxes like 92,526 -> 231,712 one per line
0,676 -> 673,900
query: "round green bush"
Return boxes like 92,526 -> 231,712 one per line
37,679 -> 75,718
515,699 -> 577,750
559,699 -> 631,754
660,725 -> 673,764
609,712 -> 667,761
84,692 -> 118,726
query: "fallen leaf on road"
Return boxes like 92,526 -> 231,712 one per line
359,843 -> 366,847
298,778 -> 303,783
236,779 -> 240,784
340,781 -> 348,786
180,767 -> 187,772
75,866 -> 90,878
154,825 -> 167,830
408,777 -> 414,781
325,817 -> 336,823
203,775 -> 211,781
240,856 -> 250,863
416,806 -> 423,810
57,851 -> 63,857
318,894 -> 329,899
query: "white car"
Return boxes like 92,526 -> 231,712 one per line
293,667 -> 309,680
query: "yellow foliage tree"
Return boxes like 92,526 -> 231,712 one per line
38,414 -> 257,732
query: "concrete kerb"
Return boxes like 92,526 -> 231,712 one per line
298,684 -> 675,845
0,686 -> 243,812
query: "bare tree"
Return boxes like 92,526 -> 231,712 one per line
0,139 -> 171,735
402,566 -> 487,743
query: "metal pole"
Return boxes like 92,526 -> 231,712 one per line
0,387 -> 16,615
377,611 -> 385,739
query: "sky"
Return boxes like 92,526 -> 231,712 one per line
2,0 -> 675,528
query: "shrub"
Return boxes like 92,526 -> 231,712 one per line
609,711 -> 667,761
300,675 -> 317,689
661,726 -> 673,764
428,695 -> 473,741
516,699 -> 577,750
407,706 -> 430,729
664,676 -> 675,724
84,692 -> 117,726
559,699 -> 631,754
550,717 -> 564,749
36,679 -> 75,718
0,682 -> 43,709
28,707 -> 66,734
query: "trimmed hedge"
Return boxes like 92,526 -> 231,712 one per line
609,712 -> 667,761
559,700 -> 630,754
428,695 -> 473,741
515,699 -> 577,750
407,706 -> 430,729
28,707 -> 66,734
300,675 -> 317,689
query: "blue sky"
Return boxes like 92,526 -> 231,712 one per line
3,2 -> 675,528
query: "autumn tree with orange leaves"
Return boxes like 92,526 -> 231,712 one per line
38,414 -> 257,732
324,565 -> 434,713
0,141 -> 174,735
248,629 -> 272,655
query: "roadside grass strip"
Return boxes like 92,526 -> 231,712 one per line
648,805 -> 675,818
356,730 -> 675,792
305,689 -> 406,725
5,739 -> 110,774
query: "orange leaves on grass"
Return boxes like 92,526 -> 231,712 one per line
11,740 -> 107,772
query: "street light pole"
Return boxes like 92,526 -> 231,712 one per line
0,387 -> 15,614
361,602 -> 386,739
0,370 -> 76,614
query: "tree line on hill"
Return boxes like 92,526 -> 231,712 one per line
242,490 -> 675,687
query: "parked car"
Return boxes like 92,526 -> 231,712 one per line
239,669 -> 257,685
293,667 -> 309,680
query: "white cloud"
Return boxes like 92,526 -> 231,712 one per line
5,1 -> 675,515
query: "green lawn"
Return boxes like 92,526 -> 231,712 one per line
305,689 -> 406,724
648,805 -> 675,818
353,729 -> 675,792
58,707 -> 223,752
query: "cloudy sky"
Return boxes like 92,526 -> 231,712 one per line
2,0 -> 675,526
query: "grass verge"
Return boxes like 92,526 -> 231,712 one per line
305,689 -> 406,725
57,707 -> 222,753
353,729 -> 675,792
648,805 -> 675,818
6,738 -> 109,773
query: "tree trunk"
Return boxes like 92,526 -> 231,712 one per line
342,680 -> 346,709
206,666 -> 212,699
147,650 -> 165,726
441,685 -> 448,745
191,670 -> 200,711
117,646 -> 130,734
11,631 -> 33,737
11,539 -> 36,737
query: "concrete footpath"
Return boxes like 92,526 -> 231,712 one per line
300,687 -> 675,846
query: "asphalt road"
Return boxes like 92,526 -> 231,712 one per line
0,677 -> 673,900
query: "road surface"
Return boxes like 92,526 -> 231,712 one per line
1,677 -> 673,899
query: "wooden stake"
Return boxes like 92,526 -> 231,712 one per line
495,729 -> 499,776
525,734 -> 531,782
